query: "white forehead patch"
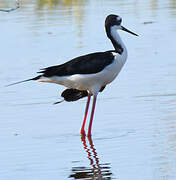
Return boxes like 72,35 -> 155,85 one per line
116,16 -> 121,21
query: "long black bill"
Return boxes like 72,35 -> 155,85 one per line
121,26 -> 138,36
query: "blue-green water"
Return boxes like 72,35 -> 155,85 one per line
1,0 -> 176,179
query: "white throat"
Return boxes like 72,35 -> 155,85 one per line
110,26 -> 127,54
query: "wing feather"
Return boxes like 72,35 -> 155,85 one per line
39,51 -> 114,77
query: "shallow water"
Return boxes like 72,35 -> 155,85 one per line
1,0 -> 176,179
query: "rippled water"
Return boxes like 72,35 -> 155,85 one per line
1,0 -> 176,180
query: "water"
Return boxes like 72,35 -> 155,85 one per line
0,0 -> 176,179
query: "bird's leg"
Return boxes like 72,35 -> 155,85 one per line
80,93 -> 91,135
87,94 -> 97,137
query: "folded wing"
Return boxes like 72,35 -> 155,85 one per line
39,51 -> 115,77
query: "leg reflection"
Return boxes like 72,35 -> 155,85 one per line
69,136 -> 113,179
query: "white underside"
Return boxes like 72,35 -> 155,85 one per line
38,51 -> 127,95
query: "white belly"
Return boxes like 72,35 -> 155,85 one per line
38,53 -> 127,94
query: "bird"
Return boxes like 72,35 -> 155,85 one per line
7,14 -> 138,137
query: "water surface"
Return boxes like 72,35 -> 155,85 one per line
1,0 -> 176,180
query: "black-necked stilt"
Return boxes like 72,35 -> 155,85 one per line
7,14 -> 138,137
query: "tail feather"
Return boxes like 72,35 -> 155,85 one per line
5,75 -> 41,87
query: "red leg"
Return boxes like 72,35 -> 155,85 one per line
87,94 -> 97,137
80,94 -> 91,135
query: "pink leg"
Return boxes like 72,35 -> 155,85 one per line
87,94 -> 97,137
80,94 -> 91,135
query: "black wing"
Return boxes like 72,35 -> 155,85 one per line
39,51 -> 114,77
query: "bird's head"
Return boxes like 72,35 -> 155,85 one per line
105,14 -> 138,36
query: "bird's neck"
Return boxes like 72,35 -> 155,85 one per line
107,26 -> 126,54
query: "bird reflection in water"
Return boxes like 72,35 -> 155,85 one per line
69,136 -> 112,179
